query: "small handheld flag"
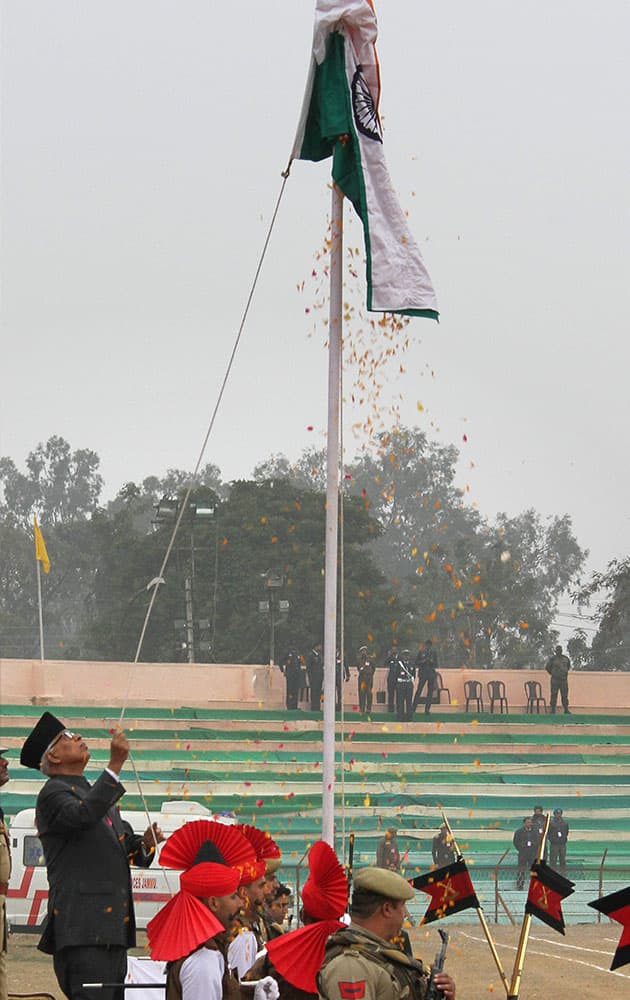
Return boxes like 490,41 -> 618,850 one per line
525,861 -> 575,935
588,885 -> 630,970
412,858 -> 479,924
34,517 -> 50,574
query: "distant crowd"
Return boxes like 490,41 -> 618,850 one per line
279,642 -> 573,718
280,641 -> 443,720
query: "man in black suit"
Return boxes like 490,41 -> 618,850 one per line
412,639 -> 438,715
307,642 -> 324,712
20,712 -> 163,1000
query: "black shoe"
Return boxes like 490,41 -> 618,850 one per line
565,709 -> 571,714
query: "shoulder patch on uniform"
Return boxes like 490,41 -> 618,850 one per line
339,982 -> 366,1000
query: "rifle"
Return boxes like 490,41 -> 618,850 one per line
346,831 -> 355,897
425,928 -> 449,1000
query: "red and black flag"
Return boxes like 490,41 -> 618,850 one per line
588,885 -> 630,970
412,858 -> 479,923
525,861 -> 575,935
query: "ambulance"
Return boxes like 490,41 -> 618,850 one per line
6,800 -> 229,931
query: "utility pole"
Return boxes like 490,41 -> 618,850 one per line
184,577 -> 195,663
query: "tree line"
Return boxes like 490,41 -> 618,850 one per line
0,430 -> 626,669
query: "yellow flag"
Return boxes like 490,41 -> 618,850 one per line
34,517 -> 51,574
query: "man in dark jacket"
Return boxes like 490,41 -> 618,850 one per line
394,651 -> 415,722
432,825 -> 455,868
512,817 -> 537,890
412,640 -> 438,715
281,649 -> 302,711
530,805 -> 548,861
20,712 -> 163,1000
385,648 -> 399,714
357,646 -> 375,718
306,643 -> 324,712
375,828 -> 401,872
545,645 -> 571,714
548,808 -> 569,873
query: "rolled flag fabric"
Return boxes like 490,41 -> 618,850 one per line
412,858 -> 479,924
266,919 -> 344,993
588,885 -> 630,970
236,823 -> 282,875
301,839 -> 348,920
292,0 -> 438,318
159,819 -> 261,883
147,862 -> 239,961
525,861 -> 575,935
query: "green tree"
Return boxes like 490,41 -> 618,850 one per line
0,435 -> 103,527
467,511 -> 586,667
577,558 -> 630,671
252,449 -> 328,492
566,628 -> 593,670
0,438 -> 104,657
345,428 -> 586,667
209,478 -> 389,664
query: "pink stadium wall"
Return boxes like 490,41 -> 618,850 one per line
0,658 -> 627,712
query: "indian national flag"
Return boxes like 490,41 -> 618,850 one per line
292,0 -> 438,319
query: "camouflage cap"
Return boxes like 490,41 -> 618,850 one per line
353,866 -> 414,901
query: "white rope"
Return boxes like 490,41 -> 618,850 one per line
118,171 -> 291,725
111,171 -> 292,884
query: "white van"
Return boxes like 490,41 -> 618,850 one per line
7,800 -> 230,931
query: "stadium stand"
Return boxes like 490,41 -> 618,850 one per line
2,703 -> 629,924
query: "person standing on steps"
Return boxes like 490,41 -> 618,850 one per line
545,644 -> 572,714
412,640 -> 438,715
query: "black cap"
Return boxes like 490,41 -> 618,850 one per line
20,712 -> 65,770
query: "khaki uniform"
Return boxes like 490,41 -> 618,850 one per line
318,924 -> 428,1000
0,813 -> 11,1000
545,652 -> 571,713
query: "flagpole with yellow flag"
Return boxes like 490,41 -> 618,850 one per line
34,517 -> 50,662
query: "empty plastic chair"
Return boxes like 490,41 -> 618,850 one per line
464,679 -> 484,713
524,680 -> 547,714
487,680 -> 509,714
433,672 -> 451,706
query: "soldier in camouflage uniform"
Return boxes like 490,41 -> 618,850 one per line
318,867 -> 456,1000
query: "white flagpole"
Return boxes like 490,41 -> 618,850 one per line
36,558 -> 45,662
322,182 -> 343,846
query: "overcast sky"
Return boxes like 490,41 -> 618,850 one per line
2,1 -> 629,626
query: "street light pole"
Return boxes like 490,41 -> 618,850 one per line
269,587 -> 279,666
153,495 -> 215,665
184,577 -> 195,663
261,570 -> 285,666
